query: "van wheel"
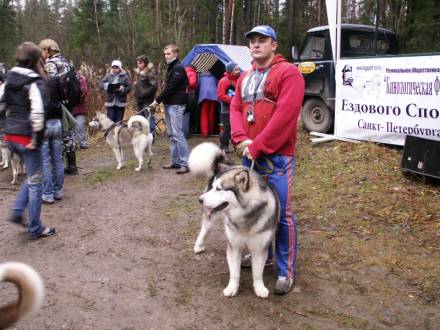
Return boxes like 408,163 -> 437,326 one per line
301,99 -> 334,133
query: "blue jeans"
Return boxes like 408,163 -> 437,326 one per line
106,106 -> 125,123
183,112 -> 190,138
74,115 -> 89,147
243,155 -> 298,278
9,141 -> 45,238
42,119 -> 64,201
164,104 -> 189,167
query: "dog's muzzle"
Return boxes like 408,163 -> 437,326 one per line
204,201 -> 229,217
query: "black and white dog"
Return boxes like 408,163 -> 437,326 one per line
189,142 -> 280,298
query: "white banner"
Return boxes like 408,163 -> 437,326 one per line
326,0 -> 337,61
335,56 -> 440,145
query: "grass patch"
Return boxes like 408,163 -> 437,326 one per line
167,195 -> 200,220
294,129 -> 440,307
82,169 -> 114,187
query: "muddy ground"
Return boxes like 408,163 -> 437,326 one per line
1,130 -> 439,330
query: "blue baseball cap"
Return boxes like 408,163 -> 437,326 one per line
244,25 -> 277,40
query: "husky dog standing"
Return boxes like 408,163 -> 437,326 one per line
189,142 -> 280,298
0,262 -> 45,328
89,111 -> 153,171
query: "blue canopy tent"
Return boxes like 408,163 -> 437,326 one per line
181,44 -> 252,79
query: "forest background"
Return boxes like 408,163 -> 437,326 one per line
1,0 -> 440,71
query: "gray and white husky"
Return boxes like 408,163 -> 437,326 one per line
188,142 -> 280,298
89,111 -> 153,171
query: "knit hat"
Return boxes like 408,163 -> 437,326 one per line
225,61 -> 237,73
111,60 -> 122,69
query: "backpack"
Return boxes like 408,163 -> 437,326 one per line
61,65 -> 82,111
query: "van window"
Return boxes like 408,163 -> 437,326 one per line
345,33 -> 390,56
300,35 -> 326,60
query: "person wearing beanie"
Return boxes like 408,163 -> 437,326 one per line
217,61 -> 240,151
230,25 -> 305,295
100,60 -> 132,122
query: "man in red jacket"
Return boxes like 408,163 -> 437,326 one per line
230,25 -> 305,295
217,61 -> 239,152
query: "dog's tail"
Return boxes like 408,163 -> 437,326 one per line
0,262 -> 45,329
189,142 -> 233,178
128,115 -> 150,134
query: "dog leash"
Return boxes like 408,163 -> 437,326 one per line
100,103 -> 157,138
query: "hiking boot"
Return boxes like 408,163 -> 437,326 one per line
241,253 -> 273,268
162,163 -> 180,169
176,166 -> 189,174
65,151 -> 78,175
274,276 -> 295,295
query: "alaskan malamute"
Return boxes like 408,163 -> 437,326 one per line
89,111 -> 153,171
0,262 -> 44,328
189,142 -> 280,298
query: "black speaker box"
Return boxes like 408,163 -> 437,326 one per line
401,135 -> 440,179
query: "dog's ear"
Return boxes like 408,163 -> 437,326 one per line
234,169 -> 249,192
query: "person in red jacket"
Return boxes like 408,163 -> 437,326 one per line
217,61 -> 239,152
185,65 -> 198,136
230,25 -> 305,295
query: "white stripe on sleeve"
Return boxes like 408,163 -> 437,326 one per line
28,82 -> 45,132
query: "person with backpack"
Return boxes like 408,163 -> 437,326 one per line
0,42 -> 56,239
217,61 -> 240,152
100,60 -> 132,123
39,38 -> 79,175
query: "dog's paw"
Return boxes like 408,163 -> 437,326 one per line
135,167 -> 142,171
223,282 -> 239,297
254,284 -> 269,298
116,165 -> 122,170
194,244 -> 205,254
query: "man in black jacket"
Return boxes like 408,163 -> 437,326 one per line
151,44 -> 189,174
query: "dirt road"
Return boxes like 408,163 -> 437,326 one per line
1,134 -> 439,329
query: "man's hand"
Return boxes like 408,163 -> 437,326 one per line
235,139 -> 252,157
150,100 -> 159,108
25,142 -> 36,150
243,146 -> 253,160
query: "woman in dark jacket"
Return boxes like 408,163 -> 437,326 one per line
0,42 -> 55,240
100,60 -> 132,123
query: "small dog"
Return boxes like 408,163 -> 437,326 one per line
0,262 -> 45,328
89,111 -> 153,171
188,142 -> 280,298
